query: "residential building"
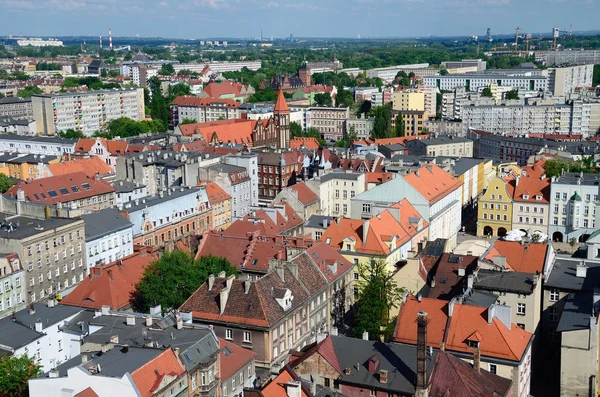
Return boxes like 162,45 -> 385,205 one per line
202,181 -> 232,230
0,214 -> 86,304
0,253 -> 26,318
225,152 -> 260,207
59,247 -> 157,310
219,338 -> 257,397
303,215 -> 335,241
477,176 -> 514,237
82,208 -> 134,271
199,163 -> 252,219
548,172 -> 599,243
0,97 -> 33,119
74,137 -> 129,170
479,240 -> 554,277
198,81 -> 255,102
547,64 -> 594,96
170,96 -> 242,128
536,49 -> 600,66
391,109 -> 429,136
317,173 -> 366,218
48,156 -> 115,179
31,89 -> 145,136
392,89 -> 425,112
424,73 -> 547,92
365,63 -> 432,82
175,61 -> 261,73
306,107 -> 349,142
351,164 -> 462,248
0,117 -> 36,135
451,158 -> 482,207
442,59 -> 487,72
273,182 -> 320,221
0,135 -> 76,155
121,186 -> 212,248
0,153 -> 58,180
0,302 -> 83,371
404,135 -> 473,158
113,180 -> 148,206
511,176 -> 551,236
345,118 -> 374,140
5,172 -> 116,217
257,150 -> 304,202
394,296 -> 533,397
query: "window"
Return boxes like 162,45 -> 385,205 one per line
555,192 -> 560,200
232,377 -> 236,390
549,288 -> 559,301
225,329 -> 233,340
549,307 -> 559,322
324,378 -> 331,388
370,389 -> 376,396
362,204 -> 371,214
248,365 -> 252,378
315,231 -> 322,240
335,190 -> 339,199
517,323 -> 525,329
562,193 -> 567,200
517,303 -> 526,315
201,372 -> 206,386
273,346 -> 278,358
243,331 -> 251,343
483,203 -> 487,209
488,364 -> 497,374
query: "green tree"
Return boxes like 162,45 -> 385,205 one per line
17,86 -> 42,98
594,65 -> 600,87
0,354 -> 42,397
180,118 -> 197,125
335,87 -> 354,107
0,93 -> 4,99
290,121 -> 303,138
505,89 -> 519,100
247,87 -> 278,103
35,62 -> 61,71
159,63 -> 175,76
168,82 -> 192,100
0,173 -> 13,193
358,100 -> 372,116
56,129 -> 85,139
371,104 -> 392,139
439,69 -> 449,75
394,113 -> 405,137
314,92 -> 333,106
100,69 -> 108,78
108,70 -> 120,78
131,250 -> 237,312
481,86 -> 493,97
353,259 -> 404,341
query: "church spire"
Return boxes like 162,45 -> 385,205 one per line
274,89 -> 289,113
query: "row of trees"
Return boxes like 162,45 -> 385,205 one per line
544,157 -> 597,177
371,104 -> 405,139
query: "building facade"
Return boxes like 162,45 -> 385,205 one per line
82,208 -> 134,271
306,107 -> 349,142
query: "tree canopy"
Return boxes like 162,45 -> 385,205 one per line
247,87 -> 278,103
158,63 -> 175,76
36,62 -> 62,71
17,86 -> 42,98
481,86 -> 493,97
314,92 -> 333,106
96,117 -> 165,139
335,87 -> 354,107
543,157 -> 597,177
0,354 -> 42,397
0,173 -> 13,193
131,250 -> 237,313
371,104 -> 393,139
505,89 -> 519,100
56,129 -> 85,139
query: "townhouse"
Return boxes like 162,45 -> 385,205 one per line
199,163 -> 252,219
74,137 -> 129,170
121,186 -> 212,248
273,182 -> 320,221
0,153 -> 59,180
0,134 -> 76,155
113,180 -> 149,206
351,163 -> 462,248
404,135 -> 474,158
170,96 -> 242,127
258,150 -> 304,202
0,253 -> 27,318
477,175 -> 514,237
511,176 -> 551,236
306,107 -> 349,142
317,173 -> 366,218
202,181 -> 232,230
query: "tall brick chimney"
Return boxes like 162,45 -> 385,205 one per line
473,347 -> 481,373
415,311 -> 429,397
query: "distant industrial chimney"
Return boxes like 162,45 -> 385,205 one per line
416,311 -> 429,397
108,28 -> 113,51
99,34 -> 102,50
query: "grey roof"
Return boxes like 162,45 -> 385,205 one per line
552,173 -> 600,187
86,346 -> 164,377
420,238 -> 447,258
82,208 -> 133,241
0,303 -> 82,350
304,215 -> 336,229
319,172 -> 362,183
206,163 -> 245,174
414,135 -> 472,146
380,144 -> 406,150
179,336 -> 219,371
452,158 -> 483,176
0,118 -> 34,127
0,97 -> 31,104
113,180 -> 146,193
472,269 -> 535,295
122,187 -> 201,213
0,213 -> 83,240
545,258 -> 600,291
1,154 -> 59,164
0,134 -> 76,145
556,292 -> 593,332
330,335 -> 435,395
461,290 -> 499,308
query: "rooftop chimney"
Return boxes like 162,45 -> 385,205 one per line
126,316 -> 135,326
577,262 -> 587,278
145,317 -> 153,327
218,271 -> 226,278
448,297 -> 457,317
35,320 -> 43,333
488,304 -> 511,330
458,267 -> 465,277
226,274 -> 235,289
208,274 -> 215,290
244,279 -> 251,294
379,369 -> 388,384
473,347 -> 481,373
362,331 -> 369,340
286,381 -> 301,397
416,311 -> 428,397
48,369 -> 59,378
220,288 -> 230,314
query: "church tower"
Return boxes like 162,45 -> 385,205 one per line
298,61 -> 312,87
274,90 -> 290,149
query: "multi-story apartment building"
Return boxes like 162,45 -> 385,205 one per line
424,73 -> 547,92
0,214 -> 86,304
344,118 -> 374,139
82,208 -> 134,271
31,88 -> 145,136
391,109 -> 430,136
392,89 -> 426,112
548,173 -> 599,243
113,180 -> 148,206
404,135 -> 473,157
0,97 -> 33,119
5,172 -> 116,217
511,176 -> 551,236
442,59 -> 487,72
0,135 -> 76,155
318,173 -> 366,217
122,186 -> 212,248
536,50 -> 600,66
424,119 -> 463,136
202,181 -> 232,230
0,153 -> 58,180
306,107 -> 349,142
170,96 -> 242,128
257,150 -> 304,202
174,61 -> 261,74
477,176 -> 514,237
199,163 -> 252,219
547,64 -> 594,96
224,152 -> 259,207
365,63 -> 432,82
0,253 -> 26,318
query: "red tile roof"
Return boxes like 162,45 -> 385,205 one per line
178,119 -> 254,145
74,388 -> 99,397
59,249 -> 158,310
509,176 -> 551,203
483,240 -> 548,274
521,157 -> 547,179
365,172 -> 393,185
203,81 -> 251,98
423,253 -> 478,300
304,243 -> 353,283
48,157 -> 114,178
285,182 -> 319,206
290,137 -> 320,150
199,181 -> 231,205
172,141 -> 208,153
393,296 -> 532,362
219,338 -> 256,381
4,172 -> 115,205
131,348 -> 185,397
259,368 -> 310,397
404,163 -> 462,204
75,138 -> 128,155
171,96 -> 240,108
274,90 -> 289,112
300,85 -> 334,95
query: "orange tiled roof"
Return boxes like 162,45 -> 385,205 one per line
521,157 -> 547,178
286,182 -> 318,206
198,180 -> 231,205
219,338 -> 257,381
48,157 -> 113,178
290,137 -> 320,150
59,249 -> 158,310
484,240 -> 548,274
510,176 -> 550,203
300,85 -> 333,94
274,89 -> 289,112
203,81 -> 250,98
178,119 -> 254,145
365,172 -> 393,184
5,172 -> 115,205
131,348 -> 185,397
74,388 -> 99,397
75,138 -> 128,155
404,163 -> 462,204
260,368 -> 310,397
171,96 -> 240,108
393,296 -> 532,362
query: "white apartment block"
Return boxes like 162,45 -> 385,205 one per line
345,118 -> 374,139
318,173 -> 366,218
424,74 -> 547,92
365,64 -> 432,82
536,50 -> 600,66
173,61 -> 261,74
31,88 -> 145,136
82,209 -> 134,272
0,135 -> 76,155
548,64 -> 594,96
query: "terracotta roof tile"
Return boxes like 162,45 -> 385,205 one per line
285,182 -> 319,206
48,157 -> 114,178
404,163 -> 462,204
203,81 -> 251,98
219,338 -> 256,381
131,348 -> 185,397
290,137 -> 320,150
259,368 -> 310,397
171,96 -> 240,108
4,171 -> 115,205
60,249 -> 158,310
74,388 -> 99,397
484,240 -> 548,274
199,181 -> 231,205
178,119 -> 254,145
509,176 -> 551,203
274,90 -> 289,112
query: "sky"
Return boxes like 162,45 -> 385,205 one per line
1,0 -> 598,39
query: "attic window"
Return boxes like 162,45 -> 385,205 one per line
536,195 -> 542,201
522,194 -> 529,200
467,340 -> 479,349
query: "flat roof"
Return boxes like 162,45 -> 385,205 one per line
0,213 -> 82,240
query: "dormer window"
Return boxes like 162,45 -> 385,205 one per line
536,195 -> 542,201
522,194 -> 529,200
467,340 -> 480,349
275,288 -> 294,311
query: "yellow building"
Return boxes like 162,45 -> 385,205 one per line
392,90 -> 425,112
391,109 -> 430,136
202,181 -> 232,231
477,176 -> 513,237
0,154 -> 59,180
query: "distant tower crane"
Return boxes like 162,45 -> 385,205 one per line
514,27 -> 521,53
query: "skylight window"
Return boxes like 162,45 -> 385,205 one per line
71,185 -> 80,193
82,183 -> 92,191
59,188 -> 69,195
48,190 -> 58,198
